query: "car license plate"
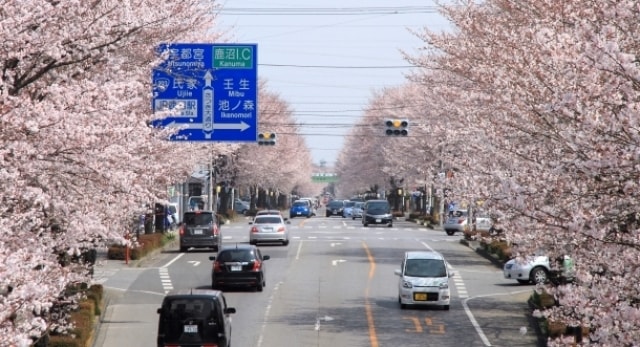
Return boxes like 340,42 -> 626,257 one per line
413,293 -> 428,301
297,212 -> 301,215
184,324 -> 198,333
376,219 -> 382,223
193,229 -> 203,235
231,265 -> 242,271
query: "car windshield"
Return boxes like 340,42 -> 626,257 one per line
292,201 -> 307,207
254,216 -> 282,224
344,201 -> 355,207
404,259 -> 447,278
450,210 -> 467,218
367,202 -> 389,212
218,250 -> 255,262
184,213 -> 213,226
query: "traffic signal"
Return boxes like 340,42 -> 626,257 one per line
385,119 -> 409,136
258,132 -> 276,145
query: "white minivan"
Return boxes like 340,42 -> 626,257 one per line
394,251 -> 453,310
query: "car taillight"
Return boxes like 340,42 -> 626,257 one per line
212,224 -> 219,236
252,260 -> 262,271
179,225 -> 185,236
277,226 -> 285,233
458,218 -> 465,224
213,261 -> 222,272
251,226 -> 259,233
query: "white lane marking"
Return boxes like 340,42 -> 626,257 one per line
295,240 -> 304,260
420,241 -> 487,344
187,261 -> 200,267
331,259 -> 347,266
159,267 -> 174,293
256,281 -> 281,347
161,253 -> 184,268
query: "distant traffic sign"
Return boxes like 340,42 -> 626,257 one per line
151,43 -> 258,142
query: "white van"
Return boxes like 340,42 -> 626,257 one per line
394,251 -> 453,310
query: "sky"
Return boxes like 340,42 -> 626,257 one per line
215,1 -> 452,167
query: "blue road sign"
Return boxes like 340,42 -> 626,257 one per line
152,43 -> 258,142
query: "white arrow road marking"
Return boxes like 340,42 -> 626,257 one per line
187,261 -> 200,267
330,242 -> 342,247
332,259 -> 347,266
315,315 -> 335,331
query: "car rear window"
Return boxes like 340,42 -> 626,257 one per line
254,216 -> 282,224
184,213 -> 214,226
292,201 -> 308,207
328,201 -> 343,207
218,250 -> 255,262
160,298 -> 218,340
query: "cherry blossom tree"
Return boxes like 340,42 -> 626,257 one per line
404,0 -> 640,345
0,0 -> 234,344
233,84 -> 314,208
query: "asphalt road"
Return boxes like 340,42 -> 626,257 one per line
92,213 -> 541,347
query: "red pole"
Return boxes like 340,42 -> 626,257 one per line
125,233 -> 130,265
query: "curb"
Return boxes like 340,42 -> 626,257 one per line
459,239 -> 506,268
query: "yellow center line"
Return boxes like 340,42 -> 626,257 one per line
362,241 -> 379,347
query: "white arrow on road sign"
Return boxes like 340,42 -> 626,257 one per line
331,259 -> 347,266
165,121 -> 250,131
187,261 -> 200,267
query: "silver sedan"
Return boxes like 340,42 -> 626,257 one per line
249,215 -> 290,246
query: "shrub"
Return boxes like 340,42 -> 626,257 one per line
49,286 -> 102,347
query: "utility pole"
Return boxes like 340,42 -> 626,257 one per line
208,154 -> 214,211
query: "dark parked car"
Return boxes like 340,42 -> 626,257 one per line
362,199 -> 393,227
209,244 -> 270,291
325,199 -> 346,217
156,289 -> 236,347
180,211 -> 220,252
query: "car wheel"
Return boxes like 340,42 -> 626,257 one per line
257,278 -> 264,292
363,222 -> 369,227
326,213 -> 330,217
531,267 -> 549,284
443,305 -> 450,310
388,223 -> 393,227
352,217 -> 355,220
290,215 -> 294,219
306,214 -> 311,218
283,240 -> 289,246
250,240 -> 257,245
445,230 -> 455,236
180,246 -> 187,252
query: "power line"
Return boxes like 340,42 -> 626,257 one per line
217,6 -> 440,16
260,63 -> 415,69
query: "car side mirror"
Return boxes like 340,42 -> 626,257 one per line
394,269 -> 402,276
262,255 -> 271,261
209,256 -> 216,261
157,308 -> 162,314
225,307 -> 236,314
248,221 -> 253,225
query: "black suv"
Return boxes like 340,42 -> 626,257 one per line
156,289 -> 236,347
325,199 -> 346,217
209,244 -> 270,291
180,211 -> 220,252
